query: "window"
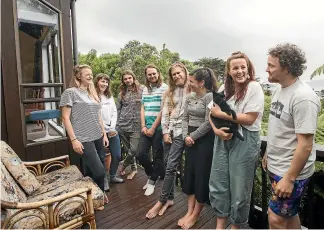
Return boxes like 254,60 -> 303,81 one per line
17,0 -> 65,145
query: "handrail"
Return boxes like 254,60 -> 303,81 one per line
176,135 -> 324,229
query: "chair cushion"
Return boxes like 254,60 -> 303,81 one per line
0,162 -> 27,203
31,165 -> 84,197
0,162 -> 27,229
0,141 -> 41,195
28,177 -> 104,209
2,177 -> 103,229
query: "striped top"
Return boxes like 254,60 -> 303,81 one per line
59,87 -> 102,142
116,87 -> 143,133
161,86 -> 190,138
142,83 -> 168,129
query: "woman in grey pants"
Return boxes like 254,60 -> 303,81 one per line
146,62 -> 190,219
208,52 -> 264,229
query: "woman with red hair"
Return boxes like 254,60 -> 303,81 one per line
208,52 -> 264,229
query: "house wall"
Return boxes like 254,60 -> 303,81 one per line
1,0 -> 80,166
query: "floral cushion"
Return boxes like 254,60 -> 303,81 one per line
28,177 -> 104,209
3,198 -> 88,229
0,162 -> 27,203
0,141 -> 40,195
31,165 -> 84,197
2,177 -> 103,229
1,162 -> 27,228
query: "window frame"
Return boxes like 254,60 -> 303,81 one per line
14,0 -> 67,147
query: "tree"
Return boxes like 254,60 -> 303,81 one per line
310,64 -> 324,79
193,57 -> 226,83
78,40 -> 225,97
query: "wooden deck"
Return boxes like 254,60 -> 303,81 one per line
95,168 -> 250,229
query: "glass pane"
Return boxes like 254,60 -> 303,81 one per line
24,103 -> 65,144
17,0 -> 62,84
22,87 -> 62,100
17,0 -> 65,145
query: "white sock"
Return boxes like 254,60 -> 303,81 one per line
143,179 -> 149,190
144,184 -> 155,196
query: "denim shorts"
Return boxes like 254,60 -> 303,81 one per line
268,171 -> 310,217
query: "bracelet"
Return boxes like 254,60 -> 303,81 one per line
71,138 -> 77,142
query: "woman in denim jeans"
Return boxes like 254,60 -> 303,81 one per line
94,74 -> 124,191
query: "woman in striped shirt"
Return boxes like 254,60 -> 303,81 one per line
60,64 -> 109,208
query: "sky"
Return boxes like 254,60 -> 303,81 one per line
75,0 -> 324,84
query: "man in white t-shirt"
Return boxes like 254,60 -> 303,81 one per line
263,43 -> 321,229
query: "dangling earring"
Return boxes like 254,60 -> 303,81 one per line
247,75 -> 250,80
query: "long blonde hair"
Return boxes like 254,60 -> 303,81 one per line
69,64 -> 100,103
165,62 -> 189,108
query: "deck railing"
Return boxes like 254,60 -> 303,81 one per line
175,136 -> 324,229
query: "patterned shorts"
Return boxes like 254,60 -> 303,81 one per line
268,172 -> 310,217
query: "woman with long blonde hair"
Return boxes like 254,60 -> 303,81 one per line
146,62 -> 190,219
60,64 -> 109,209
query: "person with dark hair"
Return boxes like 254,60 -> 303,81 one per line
94,73 -> 124,192
263,43 -> 321,229
208,52 -> 264,229
138,64 -> 168,196
146,62 -> 190,219
177,68 -> 216,229
116,70 -> 143,180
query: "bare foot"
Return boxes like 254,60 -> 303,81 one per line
104,194 -> 109,204
182,214 -> 199,230
158,200 -> 174,216
118,162 -> 126,175
178,212 -> 192,227
95,206 -> 104,211
127,170 -> 137,180
146,201 -> 163,219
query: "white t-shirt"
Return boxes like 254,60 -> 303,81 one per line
267,80 -> 321,180
101,95 -> 117,132
208,81 -> 264,132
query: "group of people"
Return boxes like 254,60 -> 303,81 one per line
59,43 -> 321,229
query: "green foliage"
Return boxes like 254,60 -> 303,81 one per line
78,40 -> 215,97
310,64 -> 324,79
193,57 -> 226,83
315,114 -> 324,145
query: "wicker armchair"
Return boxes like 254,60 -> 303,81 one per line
1,188 -> 95,229
0,141 -> 103,229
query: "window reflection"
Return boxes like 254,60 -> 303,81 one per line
17,0 -> 65,144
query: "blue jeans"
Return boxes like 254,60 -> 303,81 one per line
107,133 -> 122,178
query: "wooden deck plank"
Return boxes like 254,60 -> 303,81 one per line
95,168 -> 252,229
135,194 -> 186,229
124,195 -> 185,229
